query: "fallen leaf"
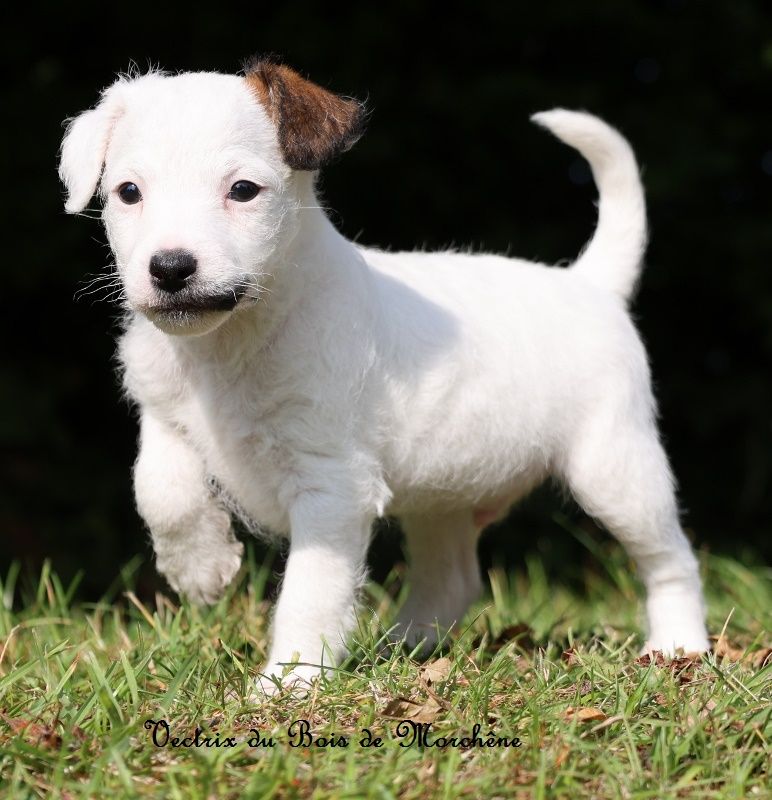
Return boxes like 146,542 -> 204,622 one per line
635,651 -> 700,684
712,635 -> 772,669
3,715 -> 29,735
635,651 -> 667,668
753,648 -> 772,669
712,634 -> 746,662
564,706 -> 607,723
381,696 -> 444,724
1,714 -> 62,749
670,657 -> 700,685
420,657 -> 452,686
589,714 -> 624,732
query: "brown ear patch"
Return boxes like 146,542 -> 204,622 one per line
245,58 -> 366,171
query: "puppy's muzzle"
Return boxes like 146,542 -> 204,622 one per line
149,249 -> 198,293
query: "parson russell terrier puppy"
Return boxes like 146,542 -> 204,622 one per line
59,59 -> 710,691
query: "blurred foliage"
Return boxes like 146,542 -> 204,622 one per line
1,1 -> 770,599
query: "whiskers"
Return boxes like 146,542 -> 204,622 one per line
72,206 -> 103,221
73,270 -> 270,310
232,276 -> 271,305
74,265 -> 127,306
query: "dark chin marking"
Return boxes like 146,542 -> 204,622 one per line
152,287 -> 245,316
153,309 -> 219,328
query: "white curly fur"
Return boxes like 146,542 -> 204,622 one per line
59,68 -> 709,690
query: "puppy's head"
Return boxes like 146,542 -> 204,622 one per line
59,60 -> 365,336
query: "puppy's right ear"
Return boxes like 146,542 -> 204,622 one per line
59,84 -> 124,213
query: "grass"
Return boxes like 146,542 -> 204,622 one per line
0,531 -> 770,799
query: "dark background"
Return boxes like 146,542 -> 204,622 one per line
2,1 -> 770,600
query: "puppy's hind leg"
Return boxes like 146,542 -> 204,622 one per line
395,509 -> 483,652
562,409 -> 709,655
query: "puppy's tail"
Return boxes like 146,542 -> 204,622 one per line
531,109 -> 647,304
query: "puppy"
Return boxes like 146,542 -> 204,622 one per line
59,59 -> 709,690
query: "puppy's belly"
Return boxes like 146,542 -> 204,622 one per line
385,458 -> 548,517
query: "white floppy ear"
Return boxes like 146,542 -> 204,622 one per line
59,84 -> 125,213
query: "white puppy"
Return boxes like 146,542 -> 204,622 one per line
59,60 -> 709,688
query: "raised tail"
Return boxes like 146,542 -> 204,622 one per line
531,109 -> 647,304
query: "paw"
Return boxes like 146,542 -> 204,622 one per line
644,590 -> 710,656
392,611 -> 445,655
155,509 -> 244,605
642,630 -> 710,657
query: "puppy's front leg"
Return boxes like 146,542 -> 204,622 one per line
134,411 -> 243,604
260,489 -> 373,692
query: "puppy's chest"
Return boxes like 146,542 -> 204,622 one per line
183,377 -> 296,533
122,322 -> 298,531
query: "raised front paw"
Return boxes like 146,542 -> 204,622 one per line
155,509 -> 244,605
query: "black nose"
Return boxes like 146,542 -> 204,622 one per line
149,249 -> 198,293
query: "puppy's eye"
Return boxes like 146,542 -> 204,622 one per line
117,182 -> 142,205
228,180 -> 261,202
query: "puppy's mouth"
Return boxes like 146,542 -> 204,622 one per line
145,285 -> 248,318
139,286 -> 253,334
